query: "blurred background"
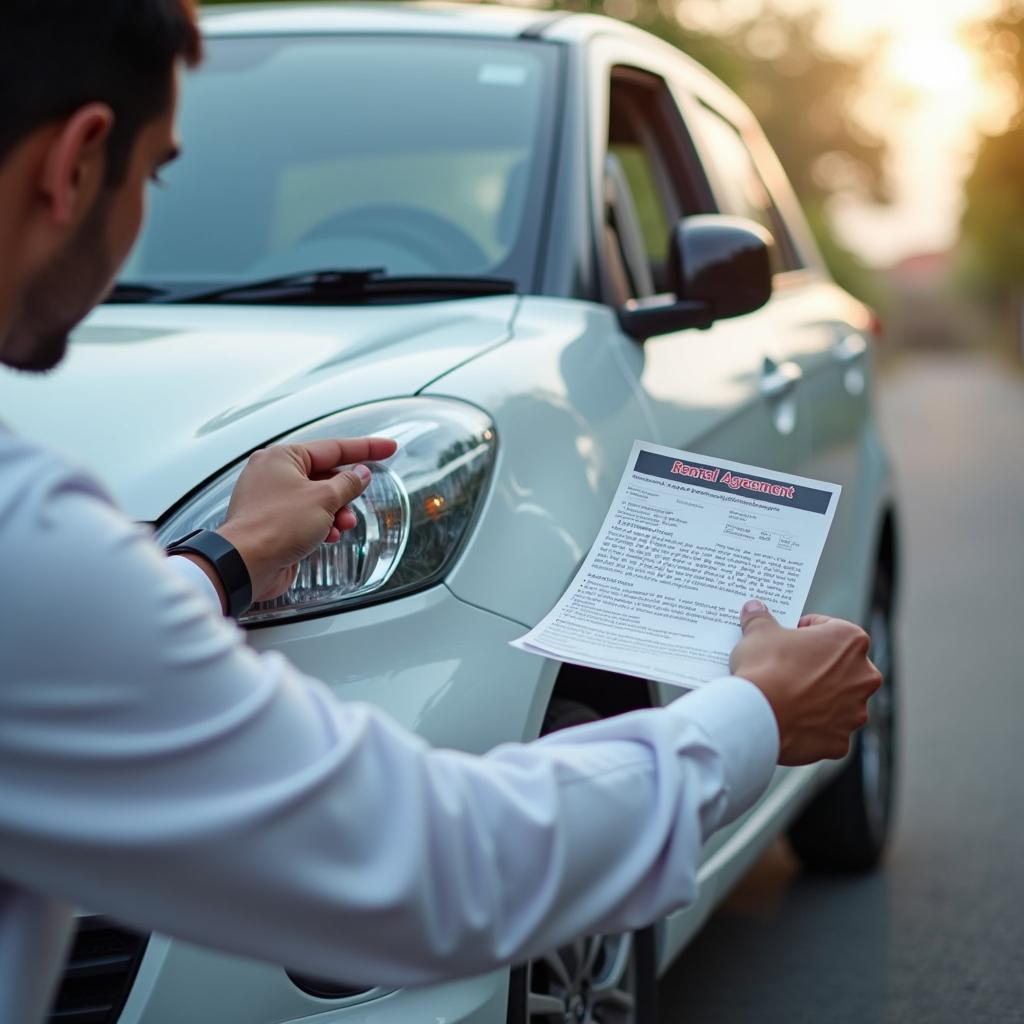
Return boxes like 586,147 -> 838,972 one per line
197,2 -> 1024,1019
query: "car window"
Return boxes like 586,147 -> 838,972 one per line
604,72 -> 701,300
119,36 -> 557,291
690,104 -> 802,273
608,141 -> 672,263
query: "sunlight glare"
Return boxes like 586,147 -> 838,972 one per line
887,35 -> 978,100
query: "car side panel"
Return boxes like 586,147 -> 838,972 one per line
655,762 -> 823,974
248,586 -> 557,753
424,298 -> 656,631
754,281 -> 893,623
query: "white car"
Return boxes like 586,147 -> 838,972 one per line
1,5 -> 899,1023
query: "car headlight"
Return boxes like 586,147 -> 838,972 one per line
157,398 -> 496,625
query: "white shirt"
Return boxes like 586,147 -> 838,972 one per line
0,428 -> 778,1021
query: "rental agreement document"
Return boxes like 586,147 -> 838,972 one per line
513,441 -> 841,689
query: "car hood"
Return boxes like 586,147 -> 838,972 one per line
0,298 -> 516,520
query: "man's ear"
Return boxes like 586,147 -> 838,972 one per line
39,104 -> 115,228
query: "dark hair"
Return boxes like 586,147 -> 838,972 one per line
1,0 -> 201,184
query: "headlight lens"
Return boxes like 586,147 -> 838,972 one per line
157,398 -> 496,624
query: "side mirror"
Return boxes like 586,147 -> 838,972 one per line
617,215 -> 775,341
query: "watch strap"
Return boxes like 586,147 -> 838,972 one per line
166,529 -> 253,620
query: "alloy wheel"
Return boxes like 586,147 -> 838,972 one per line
524,932 -> 639,1024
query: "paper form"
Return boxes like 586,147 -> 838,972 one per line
512,441 -> 841,689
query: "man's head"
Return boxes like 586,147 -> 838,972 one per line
0,1 -> 201,372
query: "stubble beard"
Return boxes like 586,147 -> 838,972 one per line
1,191 -> 117,374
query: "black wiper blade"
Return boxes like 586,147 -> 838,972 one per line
170,269 -> 517,305
105,281 -> 171,303
173,268 -> 383,303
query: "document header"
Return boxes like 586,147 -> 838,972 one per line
633,450 -> 833,515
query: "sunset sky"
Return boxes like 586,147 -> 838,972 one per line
803,0 -> 1010,266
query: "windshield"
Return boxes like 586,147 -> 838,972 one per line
119,35 -> 558,296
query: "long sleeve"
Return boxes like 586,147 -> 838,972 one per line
166,552 -> 225,611
0,434 -> 778,993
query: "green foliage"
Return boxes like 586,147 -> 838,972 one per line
670,6 -> 889,301
803,201 -> 886,308
960,126 -> 1024,296
970,1 -> 1024,120
688,9 -> 888,207
959,3 -> 1024,299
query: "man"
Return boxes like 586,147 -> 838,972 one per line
0,2 -> 881,1021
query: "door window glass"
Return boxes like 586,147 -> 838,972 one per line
605,73 -> 698,299
692,104 -> 801,273
608,141 -> 671,262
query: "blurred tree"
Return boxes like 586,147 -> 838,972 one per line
676,7 -> 888,208
713,7 -> 887,305
960,126 -> 1024,296
959,4 -> 1024,303
969,1 -> 1024,116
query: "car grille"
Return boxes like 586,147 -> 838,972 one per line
48,917 -> 148,1024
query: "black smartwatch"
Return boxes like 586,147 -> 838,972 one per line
166,529 -> 253,620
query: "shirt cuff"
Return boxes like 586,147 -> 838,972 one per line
667,675 -> 779,829
166,553 -> 225,613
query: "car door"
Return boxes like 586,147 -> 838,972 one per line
586,45 -> 807,928
793,312 -> 875,625
687,101 -> 875,622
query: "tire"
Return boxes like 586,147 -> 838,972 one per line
506,698 -> 658,1024
788,562 -> 898,872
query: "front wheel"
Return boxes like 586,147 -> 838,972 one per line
506,697 -> 658,1024
788,562 -> 898,872
506,928 -> 657,1024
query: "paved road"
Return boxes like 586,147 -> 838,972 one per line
659,353 -> 1024,1024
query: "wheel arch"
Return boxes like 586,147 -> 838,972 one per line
539,662 -> 665,970
547,662 -> 658,724
872,505 -> 900,612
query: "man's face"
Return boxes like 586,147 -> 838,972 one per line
1,80 -> 181,373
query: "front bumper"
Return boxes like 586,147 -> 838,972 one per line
121,933 -> 510,1024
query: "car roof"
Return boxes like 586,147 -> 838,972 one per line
200,3 -> 564,39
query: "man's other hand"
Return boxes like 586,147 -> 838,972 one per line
729,600 -> 882,766
217,437 -> 398,603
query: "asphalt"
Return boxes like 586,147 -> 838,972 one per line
659,352 -> 1024,1024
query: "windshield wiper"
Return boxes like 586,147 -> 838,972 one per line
170,269 -> 517,305
105,281 -> 172,303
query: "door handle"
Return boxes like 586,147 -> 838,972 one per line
833,331 -> 868,364
760,360 -> 802,401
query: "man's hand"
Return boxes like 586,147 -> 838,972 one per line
729,599 -> 882,766
216,437 -> 398,604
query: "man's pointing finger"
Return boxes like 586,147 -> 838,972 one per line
302,438 -> 398,475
